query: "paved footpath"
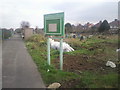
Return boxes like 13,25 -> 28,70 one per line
2,34 -> 46,88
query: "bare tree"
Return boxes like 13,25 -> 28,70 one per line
20,21 -> 30,29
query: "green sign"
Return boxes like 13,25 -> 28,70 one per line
44,12 -> 64,36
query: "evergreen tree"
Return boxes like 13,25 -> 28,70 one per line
65,23 -> 73,33
98,20 -> 110,33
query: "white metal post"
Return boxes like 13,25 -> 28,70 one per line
47,38 -> 50,65
60,39 -> 63,70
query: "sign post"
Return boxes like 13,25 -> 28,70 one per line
47,38 -> 50,65
60,39 -> 63,70
44,12 -> 64,70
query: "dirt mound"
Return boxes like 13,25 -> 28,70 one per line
53,54 -> 107,74
64,55 -> 103,72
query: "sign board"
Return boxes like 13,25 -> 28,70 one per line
44,12 -> 64,36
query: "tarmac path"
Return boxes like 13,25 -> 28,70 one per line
2,34 -> 45,88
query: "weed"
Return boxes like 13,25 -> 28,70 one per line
25,34 -> 118,88
25,35 -> 80,86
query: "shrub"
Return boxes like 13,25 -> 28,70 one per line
27,34 -> 47,46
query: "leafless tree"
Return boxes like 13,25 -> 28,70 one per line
20,21 -> 30,29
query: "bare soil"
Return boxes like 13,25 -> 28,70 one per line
53,54 -> 117,74
52,41 -> 118,88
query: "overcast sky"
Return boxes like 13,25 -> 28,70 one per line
0,0 -> 119,29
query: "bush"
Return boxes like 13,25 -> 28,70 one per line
27,34 -> 47,46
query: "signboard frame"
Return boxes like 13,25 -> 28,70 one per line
44,12 -> 64,36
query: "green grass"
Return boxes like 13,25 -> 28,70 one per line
51,49 -> 59,60
25,34 -> 118,88
42,69 -> 79,84
76,71 -> 118,88
25,39 -> 80,86
99,73 -> 118,88
67,36 -> 106,49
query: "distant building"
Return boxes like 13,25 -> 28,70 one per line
109,19 -> 120,29
22,28 -> 33,40
34,27 -> 44,34
75,24 -> 83,33
94,21 -> 102,28
83,22 -> 94,30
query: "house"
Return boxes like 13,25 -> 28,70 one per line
94,21 -> 102,28
109,19 -> 120,29
83,22 -> 94,30
34,27 -> 44,34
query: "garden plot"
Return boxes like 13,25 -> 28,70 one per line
52,35 -> 118,88
26,34 -> 119,88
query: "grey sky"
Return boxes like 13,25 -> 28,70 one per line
0,0 -> 119,29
